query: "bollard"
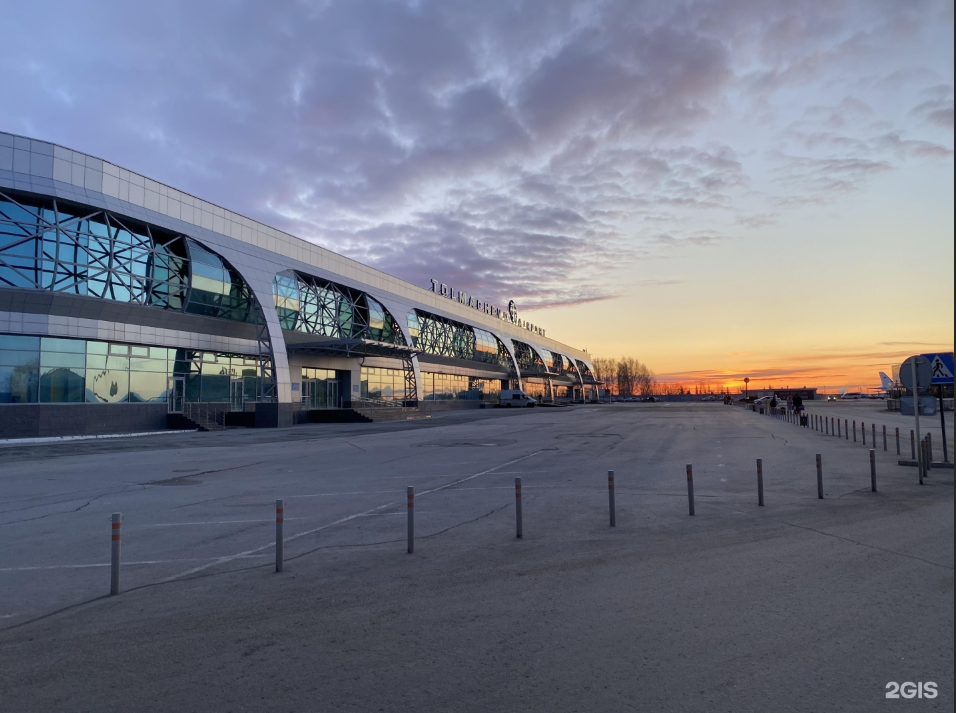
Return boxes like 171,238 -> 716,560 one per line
862,422 -> 867,445
825,417 -> 829,435
927,433 -> 933,463
515,477 -> 523,538
275,499 -> 284,573
870,449 -> 877,492
607,471 -> 616,527
911,440 -> 926,485
816,454 -> 824,499
853,421 -> 857,442
882,425 -> 887,452
895,427 -> 900,455
910,430 -> 915,460
756,459 -> 764,507
845,419 -> 848,441
872,424 -> 876,449
838,418 -> 842,438
407,486 -> 415,553
686,464 -> 695,516
110,513 -> 122,596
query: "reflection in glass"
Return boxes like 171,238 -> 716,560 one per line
86,369 -> 129,403
129,371 -> 168,402
0,361 -> 39,403
40,366 -> 85,402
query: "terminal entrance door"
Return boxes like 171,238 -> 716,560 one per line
229,379 -> 244,411
304,378 -> 340,409
167,375 -> 185,414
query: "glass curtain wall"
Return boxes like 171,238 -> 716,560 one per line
272,272 -> 405,344
407,310 -> 512,369
512,341 -> 546,374
420,372 -> 500,401
0,334 -> 258,404
0,190 -> 258,324
360,366 -> 406,401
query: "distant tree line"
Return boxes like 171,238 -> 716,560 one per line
590,357 -> 656,396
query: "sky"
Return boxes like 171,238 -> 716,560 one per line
1,0 -> 953,391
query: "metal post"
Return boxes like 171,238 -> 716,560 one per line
870,449 -> 877,492
825,417 -> 829,435
882,425 -> 887,451
275,499 -> 284,573
940,388 -> 949,463
407,486 -> 415,553
912,359 -> 923,482
896,427 -> 900,455
515,477 -> 523,538
756,459 -> 764,507
872,424 -> 876,449
862,422 -> 866,445
927,433 -> 933,463
838,418 -> 842,438
110,513 -> 122,596
686,464 -> 695,516
920,440 -> 926,480
911,430 -> 916,459
816,454 -> 823,499
607,471 -> 616,527
853,421 -> 857,442
845,419 -> 848,440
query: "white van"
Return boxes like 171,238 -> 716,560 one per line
499,389 -> 536,408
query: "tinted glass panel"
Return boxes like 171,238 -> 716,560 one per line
40,366 -> 85,402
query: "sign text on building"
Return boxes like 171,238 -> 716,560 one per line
429,279 -> 545,337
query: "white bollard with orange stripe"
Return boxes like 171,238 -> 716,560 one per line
110,513 -> 122,596
275,499 -> 285,573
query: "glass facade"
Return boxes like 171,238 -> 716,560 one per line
408,310 -> 513,369
0,190 -> 258,324
273,271 -> 405,344
0,333 -> 258,404
360,366 -> 406,401
420,372 -> 500,401
576,360 -> 595,381
513,340 -> 546,374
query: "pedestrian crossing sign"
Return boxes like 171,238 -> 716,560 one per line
922,352 -> 955,385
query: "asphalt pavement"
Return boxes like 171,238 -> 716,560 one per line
0,402 -> 952,712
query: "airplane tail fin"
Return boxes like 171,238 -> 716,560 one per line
879,372 -> 894,391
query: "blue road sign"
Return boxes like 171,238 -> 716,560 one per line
922,352 -> 955,385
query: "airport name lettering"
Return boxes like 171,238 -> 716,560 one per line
885,682 -> 937,699
429,279 -> 545,337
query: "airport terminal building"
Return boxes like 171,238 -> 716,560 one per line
0,132 -> 598,438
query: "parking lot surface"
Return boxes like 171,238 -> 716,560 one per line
0,403 -> 952,712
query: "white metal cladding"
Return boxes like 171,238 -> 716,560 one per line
0,131 -> 596,399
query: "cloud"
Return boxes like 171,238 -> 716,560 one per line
0,0 -> 951,311
910,96 -> 955,129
